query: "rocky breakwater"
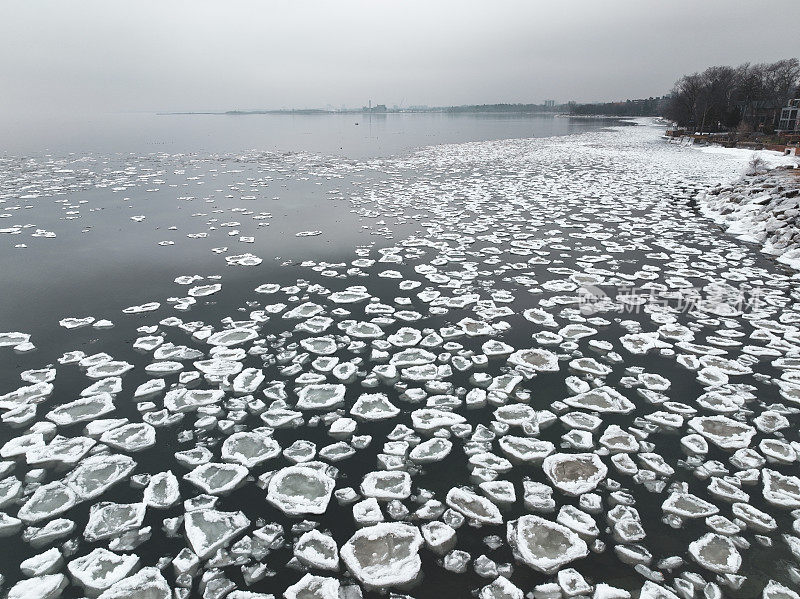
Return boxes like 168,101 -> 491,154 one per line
698,164 -> 800,270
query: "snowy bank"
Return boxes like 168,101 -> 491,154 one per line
698,165 -> 800,270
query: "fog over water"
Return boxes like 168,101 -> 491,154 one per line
1,1 -> 799,121
0,112 -> 616,157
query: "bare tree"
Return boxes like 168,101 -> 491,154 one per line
664,58 -> 800,132
746,153 -> 768,176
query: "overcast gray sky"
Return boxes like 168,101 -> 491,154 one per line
1,0 -> 798,114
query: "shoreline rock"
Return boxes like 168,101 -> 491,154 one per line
698,165 -> 800,270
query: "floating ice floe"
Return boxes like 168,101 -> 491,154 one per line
350,393 -> 399,421
207,327 -> 258,347
507,515 -> 588,574
47,394 -> 115,425
226,253 -> 263,266
297,384 -> 347,410
662,492 -> 719,519
100,423 -> 156,452
688,416 -> 756,450
83,502 -> 146,542
507,348 -> 560,372
409,437 -> 453,463
67,548 -> 141,595
294,529 -> 340,571
222,431 -> 280,467
543,453 -> 608,496
688,533 -> 741,574
340,523 -> 423,589
184,509 -> 250,559
361,471 -> 412,500
185,462 -> 248,495
122,302 -> 160,314
267,465 -> 335,515
0,331 -> 30,347
762,469 -> 800,508
6,574 -> 68,599
96,566 -> 170,599
563,387 -> 635,413
66,453 -> 136,500
188,283 -> 222,297
143,471 -> 180,508
445,487 -> 503,524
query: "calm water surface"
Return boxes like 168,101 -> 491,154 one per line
0,111 -> 614,157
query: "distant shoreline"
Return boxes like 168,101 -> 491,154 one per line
159,105 -> 566,117
157,110 -> 635,125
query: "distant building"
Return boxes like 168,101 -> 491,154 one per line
544,100 -> 555,108
778,99 -> 800,133
361,102 -> 387,113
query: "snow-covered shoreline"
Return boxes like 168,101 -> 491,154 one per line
697,164 -> 800,271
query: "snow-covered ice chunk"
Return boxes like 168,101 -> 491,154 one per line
543,453 -> 607,496
67,548 -> 140,595
96,567 -> 170,599
188,283 -> 222,297
284,574 -> 338,599
410,408 -> 466,433
294,529 -> 340,571
66,454 -> 136,500
7,574 -> 68,599
340,523 -> 423,589
0,332 -> 30,347
688,416 -> 756,450
83,502 -> 146,542
297,384 -> 346,410
100,423 -> 156,452
508,348 -> 560,372
18,482 -> 78,523
361,471 -> 411,501
350,393 -> 399,421
165,388 -> 225,413
19,548 -> 63,577
479,576 -> 523,599
563,387 -> 635,414
185,462 -> 248,495
284,302 -> 323,320
507,515 -> 588,574
207,328 -> 258,347
222,432 -> 280,468
762,469 -> 800,508
143,471 -> 180,509
499,436 -> 554,464
409,438 -> 453,463
47,394 -> 115,425
661,492 -> 719,518
762,581 -> 800,599
446,487 -> 503,524
85,361 -> 134,379
226,253 -> 263,266
184,509 -> 250,559
27,436 -> 96,467
267,466 -> 335,515
688,533 -> 741,574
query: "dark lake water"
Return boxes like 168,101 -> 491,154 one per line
1,117 -> 798,599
